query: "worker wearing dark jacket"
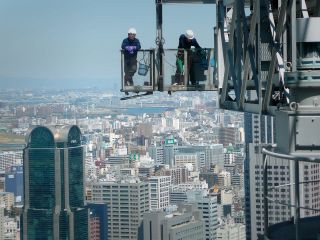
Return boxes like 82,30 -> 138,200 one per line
178,30 -> 201,49
174,29 -> 202,85
121,28 -> 141,86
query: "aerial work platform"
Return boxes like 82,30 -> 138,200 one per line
120,48 -> 216,95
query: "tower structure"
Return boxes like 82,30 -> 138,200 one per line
21,125 -> 88,240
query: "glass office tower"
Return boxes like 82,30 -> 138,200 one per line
21,125 -> 88,240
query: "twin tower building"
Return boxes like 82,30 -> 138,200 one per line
21,125 -> 88,239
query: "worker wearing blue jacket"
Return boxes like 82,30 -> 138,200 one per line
121,28 -> 141,86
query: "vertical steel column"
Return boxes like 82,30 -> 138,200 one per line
156,0 -> 164,91
263,152 -> 269,237
257,0 -> 261,113
235,0 -> 243,106
295,159 -> 300,240
291,0 -> 297,72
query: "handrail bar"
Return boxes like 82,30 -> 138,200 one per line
262,148 -> 320,164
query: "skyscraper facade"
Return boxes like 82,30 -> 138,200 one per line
5,165 -> 23,203
244,113 -> 273,239
21,125 -> 88,240
91,178 -> 149,240
187,190 -> 218,240
244,112 -> 320,240
149,176 -> 171,210
87,203 -> 108,240
143,204 -> 205,240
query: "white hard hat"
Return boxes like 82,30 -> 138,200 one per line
185,29 -> 194,40
128,28 -> 137,34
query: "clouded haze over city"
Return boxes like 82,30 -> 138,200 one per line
0,0 -> 216,90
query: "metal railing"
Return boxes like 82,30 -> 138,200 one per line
120,49 -> 155,93
162,48 -> 217,92
120,48 -> 217,94
261,147 -> 320,240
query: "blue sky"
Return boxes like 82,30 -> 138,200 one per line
0,0 -> 216,89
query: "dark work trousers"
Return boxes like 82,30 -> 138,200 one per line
175,50 -> 194,85
124,56 -> 137,85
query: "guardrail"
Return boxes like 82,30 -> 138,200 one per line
261,147 -> 320,240
120,48 -> 217,94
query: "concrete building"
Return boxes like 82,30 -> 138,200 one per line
148,146 -> 164,165
148,144 -> 224,170
199,172 -> 219,188
87,203 -> 108,240
0,151 -> 22,171
143,204 -> 205,240
138,166 -> 155,178
170,181 -> 208,205
3,216 -> 19,240
218,171 -> 231,187
217,223 -> 246,240
218,127 -> 236,147
163,167 -> 188,185
247,147 -> 293,239
120,168 -> 136,177
91,177 -> 149,240
149,176 -> 171,210
0,207 -> 3,240
0,192 -> 14,211
107,155 -> 129,165
175,153 -> 198,171
5,165 -> 23,203
187,190 -> 218,240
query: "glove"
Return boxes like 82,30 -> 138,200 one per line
125,46 -> 137,54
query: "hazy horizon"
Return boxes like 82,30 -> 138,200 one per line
0,0 -> 216,90
0,76 -> 120,90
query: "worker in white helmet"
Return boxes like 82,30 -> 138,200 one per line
174,29 -> 202,85
121,28 -> 141,86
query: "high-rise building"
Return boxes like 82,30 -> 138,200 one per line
247,146 -> 291,239
0,207 -> 3,240
143,204 -> 205,240
148,144 -> 224,169
87,203 -> 108,240
0,192 -> 14,210
149,176 -> 171,210
163,166 -> 189,184
148,144 -> 178,166
218,127 -> 236,147
21,125 -> 88,240
243,114 -> 318,239
92,177 -> 149,240
175,153 -> 198,171
187,190 -> 218,240
5,165 -> 23,203
148,146 -> 164,165
217,222 -> 246,240
138,166 -> 155,179
244,113 -> 273,240
0,151 -> 22,171
199,171 -> 219,188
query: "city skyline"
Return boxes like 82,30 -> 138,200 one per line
0,88 -> 246,239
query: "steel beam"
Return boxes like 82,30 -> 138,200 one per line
262,0 -> 290,113
160,0 -> 215,3
239,0 -> 259,109
219,1 -> 239,106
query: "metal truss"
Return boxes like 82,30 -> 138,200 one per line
217,0 -> 320,116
